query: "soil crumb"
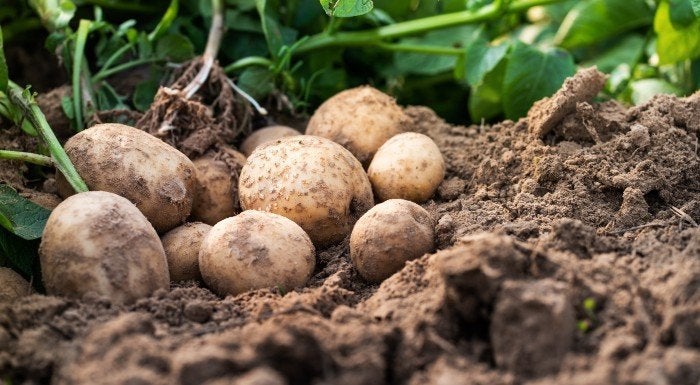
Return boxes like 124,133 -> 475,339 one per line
1,71 -> 699,384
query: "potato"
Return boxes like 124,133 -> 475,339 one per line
22,191 -> 62,210
0,267 -> 32,302
306,86 -> 407,167
368,132 -> 445,203
191,147 -> 246,225
199,210 -> 315,296
56,123 -> 196,233
40,191 -> 170,303
350,199 -> 435,282
238,135 -> 374,247
161,222 -> 212,282
240,125 -> 300,157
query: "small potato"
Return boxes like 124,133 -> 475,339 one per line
306,86 -> 407,167
240,125 -> 300,157
199,210 -> 315,296
161,222 -> 212,282
238,135 -> 374,247
368,132 -> 445,203
191,147 -> 246,225
40,191 -> 170,304
57,123 -> 196,233
0,267 -> 32,302
350,199 -> 435,282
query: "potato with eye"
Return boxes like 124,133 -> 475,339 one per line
161,222 -> 212,282
191,147 -> 247,225
199,210 -> 315,296
39,191 -> 170,304
0,267 -> 33,302
238,135 -> 374,247
350,199 -> 436,283
306,86 -> 408,167
240,125 -> 300,157
368,132 -> 445,203
56,123 -> 196,233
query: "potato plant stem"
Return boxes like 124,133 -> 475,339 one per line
92,58 -> 161,82
0,150 -> 54,167
72,20 -> 91,131
182,0 -> 224,98
375,43 -> 464,56
295,0 -> 564,54
224,56 -> 274,74
8,82 -> 88,193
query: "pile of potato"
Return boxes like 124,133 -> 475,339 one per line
32,86 -> 445,304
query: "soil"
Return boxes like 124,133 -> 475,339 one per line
1,69 -> 700,385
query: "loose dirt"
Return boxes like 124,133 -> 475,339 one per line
1,69 -> 699,385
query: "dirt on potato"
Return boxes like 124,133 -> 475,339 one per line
2,70 -> 700,385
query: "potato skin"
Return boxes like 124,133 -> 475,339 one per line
238,135 -> 374,247
191,148 -> 246,225
199,210 -> 315,296
40,191 -> 170,304
0,267 -> 32,302
368,132 -> 445,203
306,86 -> 407,167
240,125 -> 300,157
161,222 -> 211,282
350,199 -> 435,283
57,123 -> 196,233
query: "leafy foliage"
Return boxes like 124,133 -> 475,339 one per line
320,0 -> 374,18
0,185 -> 50,240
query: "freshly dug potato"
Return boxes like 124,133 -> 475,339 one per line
56,123 -> 196,233
22,191 -> 62,210
191,147 -> 247,225
350,199 -> 435,282
161,222 -> 212,282
40,191 -> 170,304
306,86 -> 407,167
0,267 -> 32,302
199,210 -> 315,296
240,125 -> 300,157
238,135 -> 374,247
368,132 -> 445,203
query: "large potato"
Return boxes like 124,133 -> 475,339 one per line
368,132 -> 445,203
57,123 -> 196,233
40,191 -> 170,304
350,199 -> 435,282
191,147 -> 246,225
0,267 -> 32,302
238,135 -> 374,247
240,125 -> 300,157
161,222 -> 212,282
306,86 -> 407,167
199,210 -> 315,296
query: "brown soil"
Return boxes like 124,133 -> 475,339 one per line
2,70 -> 700,385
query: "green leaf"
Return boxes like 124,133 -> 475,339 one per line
692,0 -> 700,16
320,0 -> 374,18
237,67 -> 275,100
465,32 -> 509,86
394,26 -> 480,76
133,77 -> 160,112
469,58 -> 507,122
555,0 -> 653,49
669,0 -> 696,27
256,0 -> 299,58
502,42 -> 575,120
629,78 -> 683,105
0,185 -> 51,240
0,228 -> 40,278
155,33 -> 194,62
655,0 -> 700,64
581,35 -> 645,73
148,0 -> 179,42
28,0 -> 76,31
0,26 -> 8,93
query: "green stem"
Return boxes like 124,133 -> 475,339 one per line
0,150 -> 54,167
375,43 -> 463,55
224,56 -> 274,74
148,0 -> 179,42
92,57 -> 161,82
8,82 -> 88,193
93,42 -> 135,80
72,20 -> 91,131
295,0 -> 563,54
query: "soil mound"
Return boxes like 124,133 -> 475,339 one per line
1,70 -> 699,384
